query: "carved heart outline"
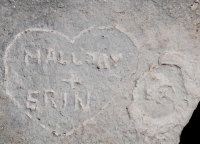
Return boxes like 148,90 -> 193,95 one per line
3,25 -> 140,137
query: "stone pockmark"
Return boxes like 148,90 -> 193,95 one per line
3,26 -> 139,136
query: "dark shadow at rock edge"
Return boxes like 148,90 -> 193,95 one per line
180,102 -> 200,144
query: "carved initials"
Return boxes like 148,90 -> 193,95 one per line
110,53 -> 123,63
72,52 -> 82,65
85,52 -> 96,64
85,52 -> 110,69
44,90 -> 57,108
26,90 -> 40,109
46,46 -> 57,63
63,93 -> 68,109
98,53 -> 110,69
25,50 -> 41,65
26,90 -> 40,117
74,91 -> 90,111
58,51 -> 68,65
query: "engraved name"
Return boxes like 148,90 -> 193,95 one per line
24,49 -> 123,69
26,89 -> 90,111
26,74 -> 90,114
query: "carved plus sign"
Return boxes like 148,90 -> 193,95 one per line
62,74 -> 81,89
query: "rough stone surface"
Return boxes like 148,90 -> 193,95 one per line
0,0 -> 200,143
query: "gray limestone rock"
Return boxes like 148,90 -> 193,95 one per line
0,0 -> 200,143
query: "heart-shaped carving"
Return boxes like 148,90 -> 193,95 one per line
3,25 -> 138,136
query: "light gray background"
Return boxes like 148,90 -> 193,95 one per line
0,0 -> 200,143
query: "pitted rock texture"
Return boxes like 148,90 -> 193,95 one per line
0,0 -> 200,144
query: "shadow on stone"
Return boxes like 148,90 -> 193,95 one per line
180,102 -> 200,144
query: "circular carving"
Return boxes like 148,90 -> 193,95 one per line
130,65 -> 188,142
